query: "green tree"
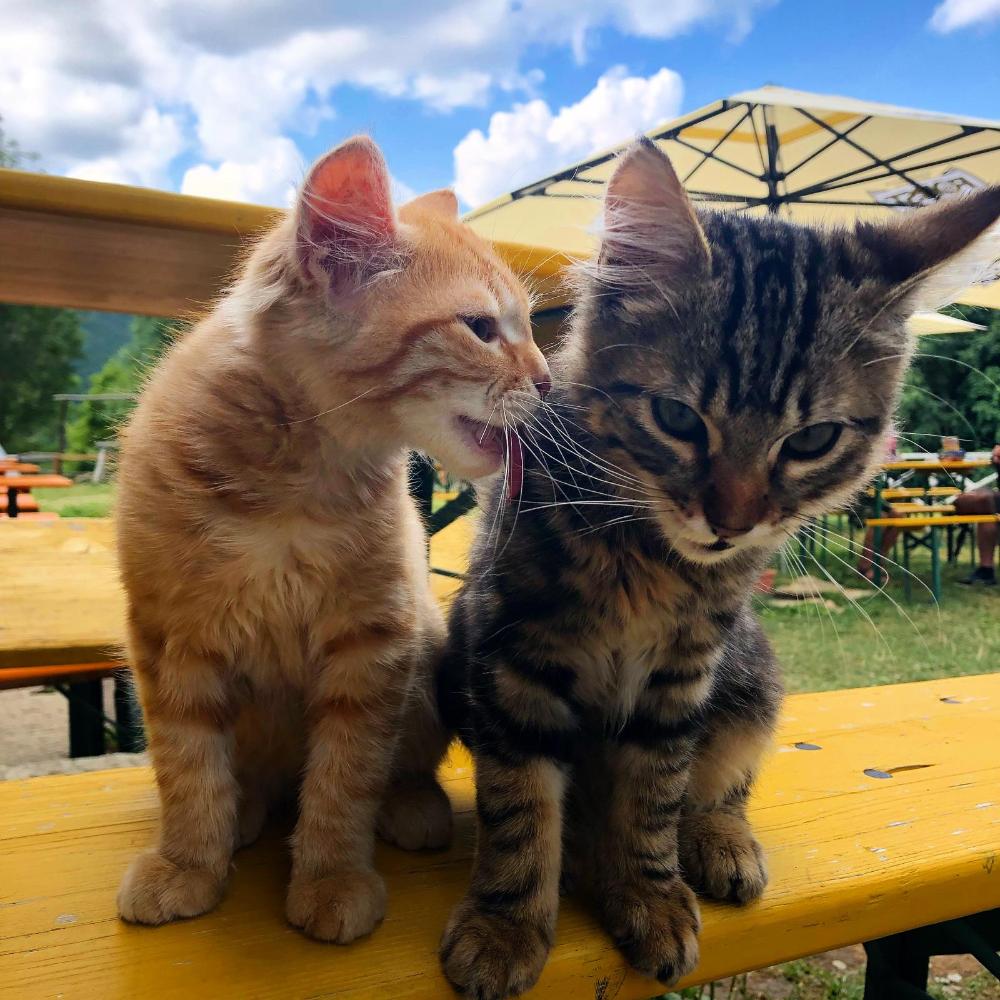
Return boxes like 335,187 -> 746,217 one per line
0,113 -> 39,169
0,305 -> 84,451
897,306 -> 1000,451
67,316 -> 175,450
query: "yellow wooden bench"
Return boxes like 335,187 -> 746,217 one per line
869,487 -> 961,500
2,673 -> 999,999
888,503 -> 956,514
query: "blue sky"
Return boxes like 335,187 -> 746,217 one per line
2,0 -> 998,208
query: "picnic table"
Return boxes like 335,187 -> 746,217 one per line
0,517 -> 473,756
2,673 -> 999,999
0,461 -> 41,473
2,473 -> 72,518
869,458 -> 996,603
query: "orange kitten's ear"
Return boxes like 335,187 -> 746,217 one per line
295,136 -> 399,293
402,189 -> 459,220
600,136 -> 711,279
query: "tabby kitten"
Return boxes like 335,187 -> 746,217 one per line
433,139 -> 1000,997
115,136 -> 548,943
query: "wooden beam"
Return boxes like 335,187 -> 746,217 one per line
0,168 -> 574,317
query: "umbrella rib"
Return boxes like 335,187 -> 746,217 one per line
669,133 -> 764,183
792,106 -> 939,199
782,116 -> 872,177
507,101 -> 736,202
784,138 -> 1000,202
747,105 -> 770,176
681,104 -> 754,184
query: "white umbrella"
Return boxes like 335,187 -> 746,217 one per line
467,86 -> 1000,309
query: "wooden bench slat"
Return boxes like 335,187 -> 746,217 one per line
0,494 -> 40,512
2,673 -> 999,998
866,514 -> 999,528
868,487 -> 961,499
0,660 -> 121,690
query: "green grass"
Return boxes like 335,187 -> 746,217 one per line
25,491 -> 998,693
760,514 -> 999,694
34,482 -> 115,518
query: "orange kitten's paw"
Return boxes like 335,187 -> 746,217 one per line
377,775 -> 453,851
679,811 -> 768,904
439,897 -> 553,1000
117,850 -> 225,925
286,868 -> 386,943
601,877 -> 700,986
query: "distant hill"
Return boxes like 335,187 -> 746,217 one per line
76,311 -> 133,379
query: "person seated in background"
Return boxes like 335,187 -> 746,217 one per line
852,497 -> 902,585
956,443 -> 1000,587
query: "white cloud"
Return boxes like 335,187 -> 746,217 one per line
453,67 -> 684,207
929,0 -> 1000,31
0,1 -> 766,201
181,137 -> 304,206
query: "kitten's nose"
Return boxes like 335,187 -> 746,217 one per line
708,520 -> 755,540
534,377 -> 551,399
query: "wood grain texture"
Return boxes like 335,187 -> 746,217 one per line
0,170 -> 571,317
1,673 -> 999,999
0,207 -> 248,317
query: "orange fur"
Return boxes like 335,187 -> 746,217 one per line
115,137 -> 547,943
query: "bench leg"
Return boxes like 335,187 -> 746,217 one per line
6,486 -> 17,519
930,525 -> 941,604
903,534 -> 912,603
68,679 -> 106,758
863,934 -> 931,998
113,670 -> 146,753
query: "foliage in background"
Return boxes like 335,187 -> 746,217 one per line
67,316 -> 175,451
75,311 -> 133,378
0,113 -> 39,169
0,116 -> 86,452
897,306 -> 1000,449
0,305 -> 83,451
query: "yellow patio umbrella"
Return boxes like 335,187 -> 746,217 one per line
467,86 -> 1000,311
955,280 -> 1000,310
907,312 -> 986,336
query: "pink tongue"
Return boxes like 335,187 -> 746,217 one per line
504,429 -> 524,502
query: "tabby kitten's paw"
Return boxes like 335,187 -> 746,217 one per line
286,868 -> 386,943
377,775 -> 452,851
679,811 -> 768,904
601,877 -> 700,986
440,897 -> 553,999
117,850 -> 226,925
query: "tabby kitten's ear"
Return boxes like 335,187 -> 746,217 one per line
295,136 -> 400,294
599,136 -> 712,282
856,186 -> 1000,313
402,189 -> 459,220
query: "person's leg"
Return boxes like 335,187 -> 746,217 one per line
955,491 -> 997,584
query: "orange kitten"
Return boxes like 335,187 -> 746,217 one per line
115,136 -> 549,943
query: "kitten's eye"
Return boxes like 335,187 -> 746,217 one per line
652,398 -> 704,441
461,315 -> 498,343
782,422 -> 842,460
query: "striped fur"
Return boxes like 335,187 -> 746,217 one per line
428,142 -> 1000,997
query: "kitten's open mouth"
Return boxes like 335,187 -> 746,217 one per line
704,539 -> 733,552
454,416 -> 524,500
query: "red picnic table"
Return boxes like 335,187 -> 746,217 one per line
1,473 -> 72,518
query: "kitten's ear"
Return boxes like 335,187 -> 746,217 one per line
401,189 -> 459,220
295,136 -> 399,293
856,186 -> 1000,312
600,136 -> 711,278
